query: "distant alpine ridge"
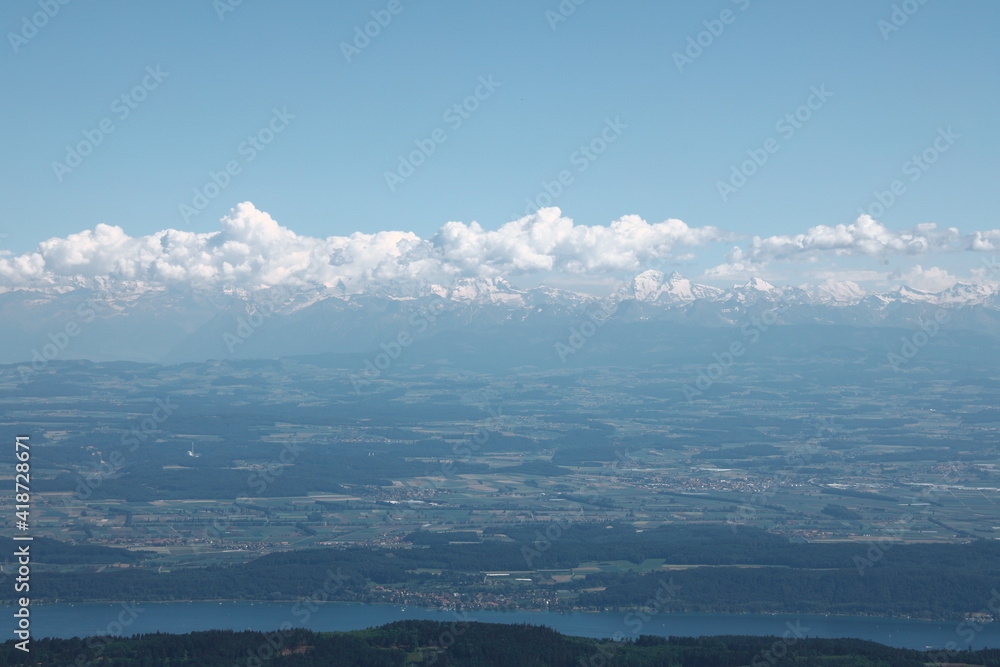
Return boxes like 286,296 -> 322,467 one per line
1,270 -> 998,365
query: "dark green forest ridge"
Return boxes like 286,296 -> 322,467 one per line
3,621 -> 1000,666
12,525 -> 1000,620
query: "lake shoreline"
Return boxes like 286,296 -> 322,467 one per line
19,597 -> 977,624
28,601 -> 1000,650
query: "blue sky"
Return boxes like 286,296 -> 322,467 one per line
2,0 -> 998,290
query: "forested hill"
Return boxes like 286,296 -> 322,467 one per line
30,525 -> 1000,620
2,621 -> 998,666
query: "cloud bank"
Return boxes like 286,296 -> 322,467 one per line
706,216 -> 988,278
0,203 -> 730,292
1,204 -> 996,293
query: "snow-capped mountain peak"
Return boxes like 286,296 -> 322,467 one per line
2,271 -> 1000,366
627,270 -> 723,303
741,276 -> 777,292
432,277 -> 525,305
812,280 -> 867,304
935,282 -> 995,305
629,270 -> 666,301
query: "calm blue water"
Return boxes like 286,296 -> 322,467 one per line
32,601 -> 1000,650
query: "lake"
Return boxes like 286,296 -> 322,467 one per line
32,601 -> 1000,651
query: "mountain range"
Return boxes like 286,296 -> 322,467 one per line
1,270 -> 998,366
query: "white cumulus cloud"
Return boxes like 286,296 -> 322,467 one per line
705,215 -> 998,277
0,202 -> 732,292
5,205 -> 996,294
892,265 -> 959,292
